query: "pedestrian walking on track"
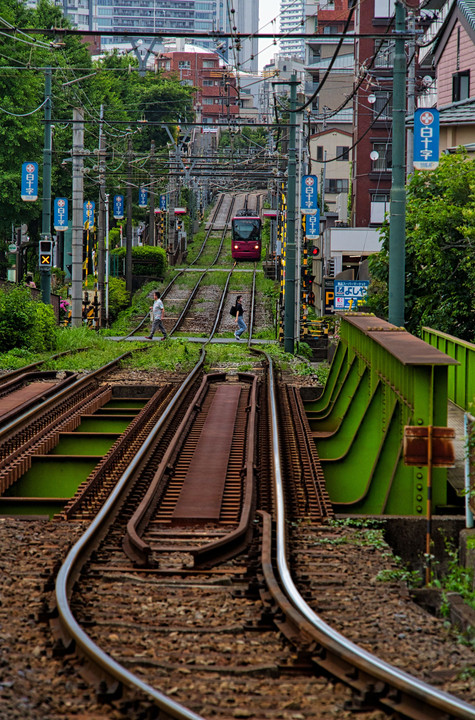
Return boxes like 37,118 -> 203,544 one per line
147,291 -> 168,340
234,295 -> 247,341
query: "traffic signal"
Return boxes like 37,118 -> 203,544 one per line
312,245 -> 321,258
39,238 -> 53,267
302,270 -> 315,290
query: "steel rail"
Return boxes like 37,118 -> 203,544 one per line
192,372 -> 258,568
170,193 -> 236,336
0,347 -> 92,384
247,264 -> 257,344
265,351 -> 475,720
123,372 -> 210,565
125,192 -> 228,339
0,371 -> 78,427
0,351 -> 136,443
55,350 -> 207,720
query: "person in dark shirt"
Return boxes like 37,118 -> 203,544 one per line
234,295 -> 247,340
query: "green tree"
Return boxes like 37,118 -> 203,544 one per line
367,152 -> 475,340
0,0 -> 194,273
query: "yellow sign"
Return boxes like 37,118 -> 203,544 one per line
40,254 -> 51,265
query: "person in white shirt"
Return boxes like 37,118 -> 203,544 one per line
147,291 -> 168,340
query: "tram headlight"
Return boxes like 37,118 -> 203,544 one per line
254,244 -> 259,249
234,244 -> 238,249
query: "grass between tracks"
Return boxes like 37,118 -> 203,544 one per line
0,325 -> 324,377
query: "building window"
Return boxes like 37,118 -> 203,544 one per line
178,60 -> 190,69
373,90 -> 392,119
370,193 -> 390,223
202,60 -> 217,68
374,0 -> 395,17
336,146 -> 349,161
374,39 -> 394,68
203,79 -> 213,86
372,143 -> 392,171
316,145 -> 324,162
452,70 -> 470,102
325,178 -> 349,193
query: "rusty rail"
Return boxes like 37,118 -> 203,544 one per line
263,351 -> 475,720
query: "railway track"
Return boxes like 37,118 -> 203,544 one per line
3,192 -> 473,718
126,191 -> 264,340
45,347 -> 475,720
0,349 -> 150,510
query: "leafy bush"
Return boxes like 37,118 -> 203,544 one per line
29,302 -> 57,351
0,285 -> 58,352
108,277 -> 130,322
111,246 -> 167,278
132,245 -> 167,277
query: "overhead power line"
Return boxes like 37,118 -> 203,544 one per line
2,28 -> 415,40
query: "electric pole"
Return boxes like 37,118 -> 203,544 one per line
98,105 -> 106,327
283,75 -> 298,354
126,135 -> 133,295
388,0 -> 407,327
149,140 -> 155,245
71,108 -> 84,327
406,11 -> 416,178
40,66 -> 52,305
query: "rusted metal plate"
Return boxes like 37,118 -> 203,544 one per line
172,385 -> 241,523
0,383 -> 56,418
368,331 -> 458,366
336,314 -> 398,333
337,313 -> 459,365
403,426 -> 456,467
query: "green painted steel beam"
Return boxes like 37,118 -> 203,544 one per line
309,314 -> 458,516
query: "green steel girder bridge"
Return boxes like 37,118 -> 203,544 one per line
304,314 -> 475,519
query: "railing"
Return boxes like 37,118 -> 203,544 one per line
422,327 -> 475,412
304,314 -> 458,515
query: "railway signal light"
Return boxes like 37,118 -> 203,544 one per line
312,245 -> 320,257
39,238 -> 53,267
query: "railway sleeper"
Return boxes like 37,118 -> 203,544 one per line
313,652 -> 388,704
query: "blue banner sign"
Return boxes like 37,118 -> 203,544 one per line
21,162 -> 38,201
159,193 -> 167,211
334,280 -> 369,310
114,194 -> 124,219
301,174 -> 318,214
305,210 -> 320,240
54,198 -> 68,231
413,108 -> 440,170
138,187 -> 148,208
83,201 -> 95,228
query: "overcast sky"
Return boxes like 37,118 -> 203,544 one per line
258,0 -> 281,69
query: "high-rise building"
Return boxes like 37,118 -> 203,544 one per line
280,0 -> 306,59
58,0 -> 259,71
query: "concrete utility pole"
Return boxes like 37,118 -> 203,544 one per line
98,105 -> 106,327
40,66 -> 52,305
149,140 -> 155,246
406,11 -> 416,178
71,108 -> 84,327
388,0 -> 407,328
126,136 -> 133,295
284,74 -> 298,354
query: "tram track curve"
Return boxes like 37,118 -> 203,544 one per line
49,346 -> 475,720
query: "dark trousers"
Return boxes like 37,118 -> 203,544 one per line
151,318 -> 167,337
